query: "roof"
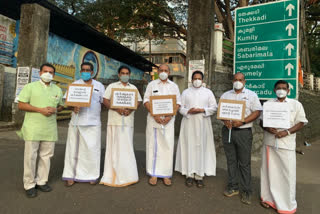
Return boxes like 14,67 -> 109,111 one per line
0,0 -> 155,71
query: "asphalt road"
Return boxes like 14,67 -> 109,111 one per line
0,108 -> 319,214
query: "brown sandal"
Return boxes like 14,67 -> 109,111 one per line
163,178 -> 172,186
149,177 -> 157,186
65,180 -> 75,187
260,201 -> 270,209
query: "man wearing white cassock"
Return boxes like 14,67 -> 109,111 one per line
100,65 -> 142,187
63,62 -> 105,186
144,64 -> 181,186
260,80 -> 307,214
175,71 -> 217,188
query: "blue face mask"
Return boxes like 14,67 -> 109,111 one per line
81,72 -> 91,81
120,75 -> 129,83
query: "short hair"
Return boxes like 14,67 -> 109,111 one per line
192,70 -> 204,80
274,80 -> 289,89
234,72 -> 245,80
118,65 -> 131,74
81,62 -> 94,71
40,63 -> 55,73
158,64 -> 170,72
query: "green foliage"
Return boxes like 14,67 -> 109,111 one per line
49,0 -> 188,42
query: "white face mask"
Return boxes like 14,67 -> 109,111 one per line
233,81 -> 244,90
276,89 -> 287,98
159,72 -> 168,81
40,72 -> 53,83
192,79 -> 202,88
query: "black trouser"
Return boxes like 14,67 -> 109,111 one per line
222,126 -> 253,194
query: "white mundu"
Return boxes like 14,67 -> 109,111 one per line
62,79 -> 105,183
144,79 -> 181,178
261,98 -> 308,213
175,86 -> 217,178
100,81 -> 142,187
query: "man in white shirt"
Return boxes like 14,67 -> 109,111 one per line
144,64 -> 181,186
100,65 -> 142,187
175,71 -> 217,188
260,80 -> 307,213
220,72 -> 262,205
62,62 -> 105,186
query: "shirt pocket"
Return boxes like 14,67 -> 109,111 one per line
50,94 -> 61,107
92,89 -> 101,103
151,87 -> 160,96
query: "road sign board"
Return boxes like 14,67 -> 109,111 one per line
234,0 -> 299,99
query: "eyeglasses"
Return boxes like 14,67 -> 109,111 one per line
81,69 -> 92,72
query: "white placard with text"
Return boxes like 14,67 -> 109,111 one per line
263,102 -> 290,129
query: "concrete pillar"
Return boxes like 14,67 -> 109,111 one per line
186,0 -> 215,88
315,77 -> 320,91
213,23 -> 224,65
17,3 -> 50,67
13,3 -> 50,125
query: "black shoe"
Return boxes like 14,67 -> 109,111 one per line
25,188 -> 37,198
240,192 -> 252,205
185,177 -> 193,187
195,180 -> 204,188
36,184 -> 52,192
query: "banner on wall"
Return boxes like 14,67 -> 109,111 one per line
0,14 -> 16,66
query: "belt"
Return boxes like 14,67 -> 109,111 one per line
232,127 -> 251,131
224,126 -> 252,131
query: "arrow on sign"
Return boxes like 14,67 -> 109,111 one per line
285,43 -> 294,56
286,4 -> 295,17
286,24 -> 294,36
288,83 -> 294,95
285,63 -> 294,76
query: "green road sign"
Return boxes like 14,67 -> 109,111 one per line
234,0 -> 299,99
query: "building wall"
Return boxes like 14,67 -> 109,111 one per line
47,33 -> 144,81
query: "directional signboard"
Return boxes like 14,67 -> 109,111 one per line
234,0 -> 299,99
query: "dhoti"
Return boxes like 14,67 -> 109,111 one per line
62,125 -> 101,182
260,145 -> 297,214
146,118 -> 175,178
100,126 -> 138,187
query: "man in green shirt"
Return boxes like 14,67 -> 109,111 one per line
18,63 -> 64,198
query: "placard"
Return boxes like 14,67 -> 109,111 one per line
110,88 -> 138,110
31,67 -> 40,82
150,95 -> 177,116
65,84 -> 93,107
217,99 -> 246,121
263,102 -> 290,129
14,66 -> 30,103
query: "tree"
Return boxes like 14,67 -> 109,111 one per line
49,0 -> 188,42
306,0 -> 320,76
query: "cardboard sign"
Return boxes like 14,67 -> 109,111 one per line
110,88 -> 138,110
150,95 -> 177,116
263,102 -> 290,129
217,99 -> 246,121
65,84 -> 93,107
